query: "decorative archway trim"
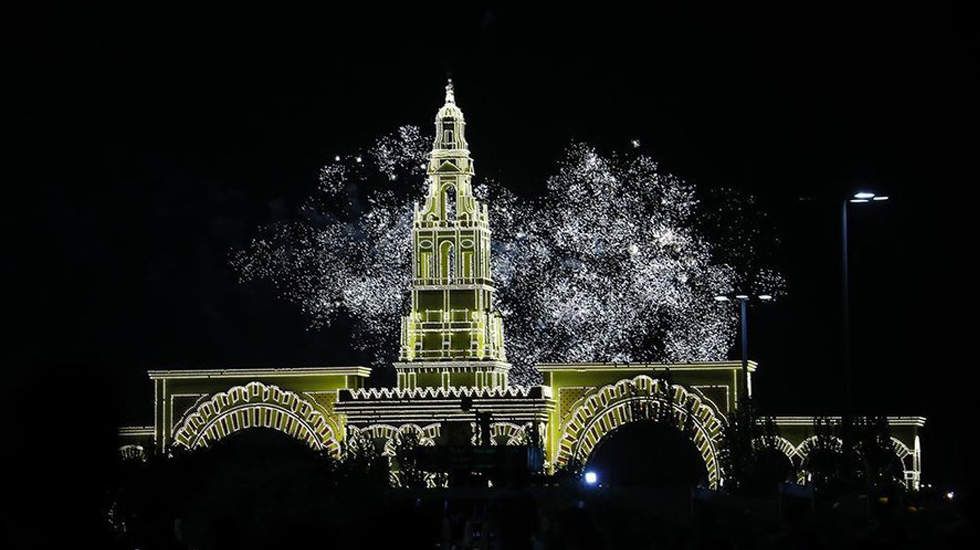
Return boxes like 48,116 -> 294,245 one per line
171,381 -> 340,457
466,421 -> 530,446
118,444 -> 147,462
795,435 -> 844,461
890,437 -> 913,460
556,375 -> 726,489
347,423 -> 442,456
489,422 -> 527,446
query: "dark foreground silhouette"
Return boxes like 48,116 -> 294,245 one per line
100,428 -> 978,549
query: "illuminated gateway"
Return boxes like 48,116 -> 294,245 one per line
120,82 -> 924,489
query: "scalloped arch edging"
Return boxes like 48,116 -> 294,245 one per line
171,381 -> 340,457
489,422 -> 528,446
118,444 -> 147,462
348,423 -> 442,457
556,375 -> 726,489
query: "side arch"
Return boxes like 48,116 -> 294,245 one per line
468,421 -> 530,446
490,422 -> 528,446
795,435 -> 843,461
118,444 -> 147,462
753,435 -> 799,465
794,435 -> 915,486
171,381 -> 340,457
556,375 -> 726,489
794,435 -> 842,483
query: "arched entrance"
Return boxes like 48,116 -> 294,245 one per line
170,427 -> 341,548
586,420 -> 708,487
171,381 -> 341,457
556,375 -> 726,489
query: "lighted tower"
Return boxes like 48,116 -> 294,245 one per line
395,80 -> 509,389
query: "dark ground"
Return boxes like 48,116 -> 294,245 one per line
68,429 -> 980,548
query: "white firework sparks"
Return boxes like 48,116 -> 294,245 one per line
231,127 -> 783,385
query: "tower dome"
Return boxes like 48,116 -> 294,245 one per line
435,79 -> 465,121
433,79 -> 468,151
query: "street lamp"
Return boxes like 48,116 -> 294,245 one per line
714,293 -> 773,404
841,191 -> 888,414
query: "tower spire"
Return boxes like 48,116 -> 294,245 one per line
445,78 -> 455,104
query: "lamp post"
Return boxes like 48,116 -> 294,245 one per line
841,191 -> 888,414
714,293 -> 773,404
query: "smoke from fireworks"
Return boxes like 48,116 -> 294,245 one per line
231,126 -> 783,385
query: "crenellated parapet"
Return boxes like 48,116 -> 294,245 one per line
345,384 -> 548,400
335,383 -> 553,428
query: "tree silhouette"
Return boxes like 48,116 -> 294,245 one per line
719,400 -> 793,495
393,429 -> 428,489
339,429 -> 390,489
804,415 -> 903,498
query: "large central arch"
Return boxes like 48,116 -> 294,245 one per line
556,375 -> 727,489
171,381 -> 341,457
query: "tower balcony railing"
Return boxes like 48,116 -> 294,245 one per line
413,219 -> 486,230
415,323 -> 482,332
414,309 -> 485,325
408,348 -> 495,361
415,322 -> 483,332
412,276 -> 494,286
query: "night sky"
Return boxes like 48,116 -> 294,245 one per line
8,2 -> 978,505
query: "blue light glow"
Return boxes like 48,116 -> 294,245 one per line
584,471 -> 598,485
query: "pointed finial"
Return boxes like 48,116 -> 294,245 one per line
445,78 -> 455,104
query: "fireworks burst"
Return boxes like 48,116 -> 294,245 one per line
231,126 -> 783,385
